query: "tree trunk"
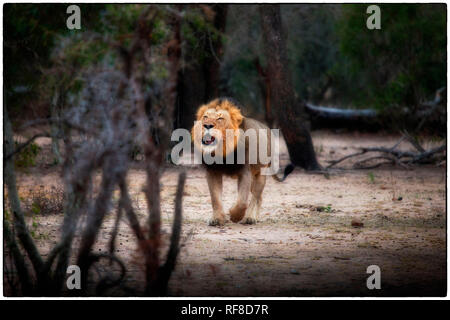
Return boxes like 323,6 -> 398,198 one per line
50,86 -> 63,164
203,4 -> 228,100
254,57 -> 274,127
175,4 -> 228,130
259,5 -> 321,170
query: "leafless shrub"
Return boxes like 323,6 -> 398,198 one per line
4,6 -> 185,296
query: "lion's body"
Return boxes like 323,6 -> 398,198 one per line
192,98 -> 273,225
203,117 -> 271,176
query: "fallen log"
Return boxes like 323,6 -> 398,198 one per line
304,87 -> 445,134
305,103 -> 377,119
305,103 -> 380,131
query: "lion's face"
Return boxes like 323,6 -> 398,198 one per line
192,99 -> 243,158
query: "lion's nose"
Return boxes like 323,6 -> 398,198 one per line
203,124 -> 214,130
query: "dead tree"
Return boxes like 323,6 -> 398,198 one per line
259,4 -> 321,171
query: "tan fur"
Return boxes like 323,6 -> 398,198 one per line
192,98 -> 271,226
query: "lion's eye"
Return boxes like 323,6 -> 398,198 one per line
217,117 -> 224,122
203,116 -> 208,120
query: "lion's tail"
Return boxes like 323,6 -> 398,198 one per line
272,163 -> 294,182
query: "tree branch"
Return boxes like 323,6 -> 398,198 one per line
3,109 -> 45,274
4,220 -> 33,295
326,133 -> 446,169
157,171 -> 186,294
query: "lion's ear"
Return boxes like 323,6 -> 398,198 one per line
196,105 -> 209,121
230,107 -> 243,127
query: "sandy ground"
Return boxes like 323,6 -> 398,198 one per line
6,130 -> 447,296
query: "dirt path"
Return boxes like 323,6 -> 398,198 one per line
11,131 -> 446,296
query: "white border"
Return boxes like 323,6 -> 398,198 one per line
0,0 -> 448,301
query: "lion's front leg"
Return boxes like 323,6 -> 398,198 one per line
230,168 -> 251,222
242,171 -> 266,224
206,170 -> 225,226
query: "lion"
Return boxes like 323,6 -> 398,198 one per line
192,97 -> 293,226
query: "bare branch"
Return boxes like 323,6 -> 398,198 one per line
157,171 -> 186,294
3,220 -> 33,295
4,109 -> 45,274
326,150 -> 367,169
91,253 -> 127,295
4,133 -> 51,161
77,155 -> 123,292
119,179 -> 146,243
411,144 -> 446,163
109,203 -> 124,256
326,132 -> 446,170
401,130 -> 425,153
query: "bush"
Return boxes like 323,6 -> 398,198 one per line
22,186 -> 65,216
14,141 -> 41,168
334,4 -> 446,110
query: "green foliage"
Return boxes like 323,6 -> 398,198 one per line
334,4 -> 446,110
4,209 -> 11,222
29,215 -> 39,239
5,3 -> 446,132
181,6 -> 221,63
14,142 -> 41,168
221,6 -> 263,114
11,4 -> 182,126
23,186 -> 65,216
29,215 -> 50,240
4,4 -> 105,118
31,202 -> 42,215
101,4 -> 144,37
224,4 -> 445,122
368,172 -> 375,184
317,204 -> 333,213
284,5 -> 340,103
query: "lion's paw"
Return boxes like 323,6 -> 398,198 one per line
229,204 -> 247,223
241,217 -> 257,225
208,217 -> 225,226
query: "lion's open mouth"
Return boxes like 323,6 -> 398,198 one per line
202,134 -> 216,146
